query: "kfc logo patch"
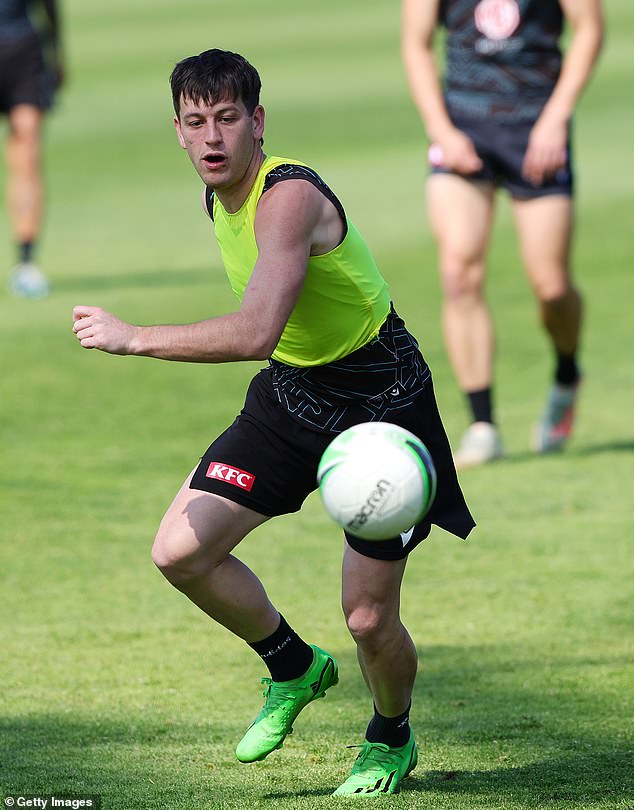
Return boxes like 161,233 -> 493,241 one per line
205,462 -> 256,491
475,0 -> 520,40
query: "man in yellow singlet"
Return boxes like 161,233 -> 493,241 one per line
72,49 -> 474,797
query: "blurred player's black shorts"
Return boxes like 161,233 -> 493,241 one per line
0,32 -> 54,113
430,113 -> 574,199
190,312 -> 475,561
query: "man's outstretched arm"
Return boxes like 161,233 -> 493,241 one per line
72,180 -> 323,363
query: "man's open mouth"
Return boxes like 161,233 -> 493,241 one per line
203,153 -> 226,167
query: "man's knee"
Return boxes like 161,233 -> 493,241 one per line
440,254 -> 486,301
151,525 -> 224,586
343,602 -> 396,651
150,486 -> 265,586
536,278 -> 579,307
8,114 -> 41,158
152,533 -> 195,585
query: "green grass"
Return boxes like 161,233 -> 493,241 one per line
1,1 -> 633,808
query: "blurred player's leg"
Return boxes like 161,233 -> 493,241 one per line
6,103 -> 49,298
512,195 -> 582,452
427,173 -> 503,468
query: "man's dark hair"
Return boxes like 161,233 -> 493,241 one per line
170,49 -> 261,117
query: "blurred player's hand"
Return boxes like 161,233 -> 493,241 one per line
429,127 -> 484,175
522,114 -> 568,186
72,305 -> 136,355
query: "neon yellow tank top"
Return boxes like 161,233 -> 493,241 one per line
210,155 -> 391,367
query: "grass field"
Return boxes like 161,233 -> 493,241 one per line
1,1 -> 633,808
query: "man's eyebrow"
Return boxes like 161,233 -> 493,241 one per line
214,104 -> 240,114
183,104 -> 239,118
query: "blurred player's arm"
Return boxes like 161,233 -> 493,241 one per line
523,0 -> 604,185
72,181 -> 326,362
38,0 -> 64,88
401,0 -> 482,174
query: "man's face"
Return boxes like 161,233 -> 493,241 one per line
174,95 -> 264,192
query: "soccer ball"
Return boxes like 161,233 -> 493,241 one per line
316,422 -> 437,541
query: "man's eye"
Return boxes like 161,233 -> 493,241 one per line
221,117 -> 236,124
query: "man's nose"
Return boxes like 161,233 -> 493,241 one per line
204,122 -> 221,144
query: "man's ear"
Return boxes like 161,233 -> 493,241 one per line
174,116 -> 187,149
253,105 -> 265,142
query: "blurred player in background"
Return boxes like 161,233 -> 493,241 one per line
402,0 -> 603,467
1,0 -> 64,299
73,49 -> 475,796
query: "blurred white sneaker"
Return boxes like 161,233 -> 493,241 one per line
533,381 -> 580,453
9,263 -> 50,299
454,422 -> 504,470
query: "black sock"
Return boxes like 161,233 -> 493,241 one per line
466,387 -> 493,424
19,241 -> 35,264
248,614 -> 314,682
365,703 -> 411,748
555,352 -> 580,386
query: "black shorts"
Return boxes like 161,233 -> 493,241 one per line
430,113 -> 574,200
0,33 -> 53,114
190,366 -> 475,562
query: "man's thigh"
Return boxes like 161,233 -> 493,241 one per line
155,468 -> 270,566
511,194 -> 574,297
342,544 -> 407,618
427,173 -> 495,267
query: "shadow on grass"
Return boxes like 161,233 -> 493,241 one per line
2,644 -> 632,807
2,709 -> 631,809
495,438 -> 634,466
263,788 -> 334,800
405,753 -> 632,803
264,749 -> 631,803
0,714 -> 248,809
262,753 -> 633,805
51,267 -> 213,293
325,644 -> 633,806
572,439 -> 634,456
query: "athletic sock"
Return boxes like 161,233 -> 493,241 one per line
248,614 -> 314,682
555,352 -> 580,386
466,387 -> 493,425
19,241 -> 35,264
365,703 -> 411,748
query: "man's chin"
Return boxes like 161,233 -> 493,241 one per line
200,171 -> 229,190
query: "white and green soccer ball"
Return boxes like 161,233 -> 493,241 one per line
317,422 -> 437,541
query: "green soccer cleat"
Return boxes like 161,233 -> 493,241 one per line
235,644 -> 338,763
332,733 -> 418,797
